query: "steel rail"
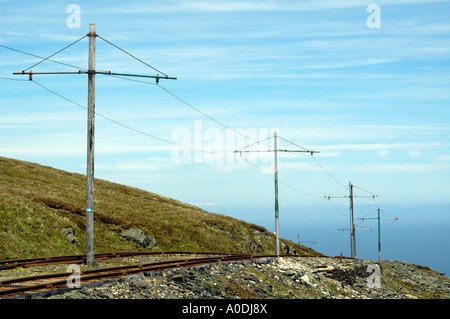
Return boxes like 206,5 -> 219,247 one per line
0,254 -> 263,298
0,252 -> 357,298
0,251 -> 233,270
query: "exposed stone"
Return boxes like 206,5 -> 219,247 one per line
120,228 -> 157,249
5,255 -> 449,300
61,227 -> 77,244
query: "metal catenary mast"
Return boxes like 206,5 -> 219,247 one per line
234,131 -> 319,255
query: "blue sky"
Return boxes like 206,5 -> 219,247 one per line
1,1 -> 449,269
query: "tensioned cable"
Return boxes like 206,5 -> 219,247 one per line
0,44 -> 87,70
0,76 -> 29,82
4,41 -> 366,209
277,135 -> 310,152
234,134 -> 355,219
353,184 -> 378,197
157,84 -> 259,143
311,156 -> 348,190
274,135 -> 349,189
99,72 -> 261,144
326,197 -> 349,218
0,40 -> 263,160
234,136 -> 273,152
29,77 -> 329,197
22,35 -> 87,71
30,79 -> 237,160
237,154 -> 324,200
97,35 -> 168,77
280,135 -> 348,190
271,135 -> 352,218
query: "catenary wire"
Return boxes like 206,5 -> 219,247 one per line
97,35 -> 168,77
3,41 -> 383,232
0,44 -> 87,71
22,35 -> 87,71
30,79 -> 235,160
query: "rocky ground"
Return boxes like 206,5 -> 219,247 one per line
5,255 -> 448,300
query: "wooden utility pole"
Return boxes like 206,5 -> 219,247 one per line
234,132 -> 319,255
85,23 -> 96,266
13,24 -> 176,266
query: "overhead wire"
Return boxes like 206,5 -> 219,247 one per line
4,38 -> 394,245
234,136 -> 273,152
237,154 -> 324,200
0,76 -> 29,82
29,79 -> 238,161
22,35 -> 87,71
0,41 -> 244,161
0,43 -> 87,71
2,39 -> 260,145
353,184 -> 379,197
97,35 -> 168,77
326,198 -> 349,218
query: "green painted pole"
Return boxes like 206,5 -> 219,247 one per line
274,131 -> 279,256
378,208 -> 381,261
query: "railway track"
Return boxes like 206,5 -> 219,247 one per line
0,251 -> 231,270
0,251 -> 355,298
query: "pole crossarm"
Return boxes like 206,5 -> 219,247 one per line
13,70 -> 177,82
234,149 -> 319,155
359,217 -> 398,220
235,133 -> 319,256
357,209 -> 399,261
11,24 -> 177,266
325,182 -> 378,258
325,195 -> 378,199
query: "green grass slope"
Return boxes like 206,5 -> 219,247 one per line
0,156 -> 321,260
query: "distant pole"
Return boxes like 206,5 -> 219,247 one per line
233,132 -> 318,256
358,208 -> 398,261
85,23 -> 96,266
349,181 -> 356,258
297,234 -> 316,245
274,131 -> 280,256
377,208 -> 381,261
327,183 -> 378,258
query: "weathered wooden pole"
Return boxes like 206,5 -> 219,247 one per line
85,23 -> 96,266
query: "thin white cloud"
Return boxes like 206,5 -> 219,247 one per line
318,142 -> 447,152
115,0 -> 447,14
436,155 -> 450,161
281,160 -> 450,173
408,150 -> 422,158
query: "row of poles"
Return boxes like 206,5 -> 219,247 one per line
13,24 -> 396,265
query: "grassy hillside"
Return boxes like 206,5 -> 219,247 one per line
0,156 -> 321,260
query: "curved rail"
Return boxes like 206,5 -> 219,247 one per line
0,252 -> 356,298
0,253 -> 265,298
0,251 -> 233,270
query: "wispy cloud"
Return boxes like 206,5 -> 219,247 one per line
318,142 -> 447,152
114,0 -> 448,14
